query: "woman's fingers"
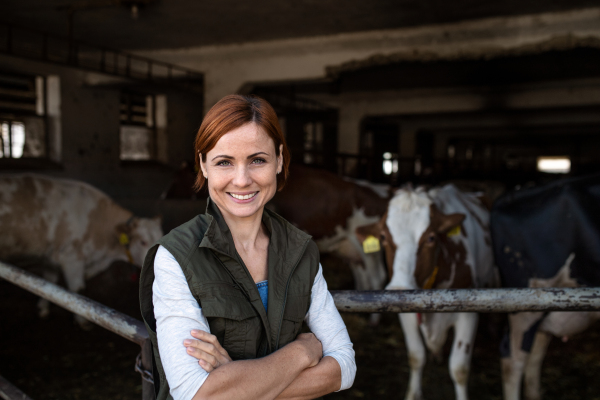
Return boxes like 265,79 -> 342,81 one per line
198,358 -> 214,373
186,345 -> 218,367
190,330 -> 232,361
185,338 -> 228,362
184,330 -> 232,372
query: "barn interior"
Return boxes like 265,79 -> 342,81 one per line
1,1 -> 600,399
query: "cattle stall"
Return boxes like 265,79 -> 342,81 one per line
2,260 -> 600,399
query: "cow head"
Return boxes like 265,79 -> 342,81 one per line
356,188 -> 468,290
116,216 -> 163,266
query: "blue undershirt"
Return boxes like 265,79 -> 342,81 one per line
256,280 -> 268,312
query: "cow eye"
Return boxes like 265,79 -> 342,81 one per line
141,240 -> 148,246
427,234 -> 436,243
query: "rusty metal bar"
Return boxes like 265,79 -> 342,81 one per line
0,374 -> 34,400
0,261 -> 148,345
330,288 -> 600,313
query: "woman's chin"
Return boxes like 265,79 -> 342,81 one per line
222,198 -> 264,219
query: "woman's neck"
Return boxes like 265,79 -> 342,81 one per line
221,208 -> 267,253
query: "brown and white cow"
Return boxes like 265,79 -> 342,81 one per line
357,184 -> 497,400
0,174 -> 163,325
269,165 -> 390,320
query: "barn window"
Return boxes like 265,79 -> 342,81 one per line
537,156 -> 571,174
303,121 -> 323,164
119,92 -> 167,161
382,152 -> 398,175
0,72 -> 48,159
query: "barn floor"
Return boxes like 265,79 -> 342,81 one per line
2,256 -> 600,400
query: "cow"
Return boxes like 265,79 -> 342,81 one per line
0,174 -> 163,326
268,164 -> 391,321
356,184 -> 496,400
491,174 -> 600,400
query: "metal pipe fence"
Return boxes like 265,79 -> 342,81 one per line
0,261 -> 153,400
0,374 -> 34,400
2,260 -> 600,399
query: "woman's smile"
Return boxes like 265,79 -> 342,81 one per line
228,191 -> 259,202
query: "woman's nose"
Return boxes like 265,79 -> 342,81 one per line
232,165 -> 252,187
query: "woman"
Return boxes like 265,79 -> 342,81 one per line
140,95 -> 356,400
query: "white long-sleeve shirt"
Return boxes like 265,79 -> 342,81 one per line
153,245 -> 356,400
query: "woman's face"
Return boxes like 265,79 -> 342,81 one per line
200,122 -> 283,222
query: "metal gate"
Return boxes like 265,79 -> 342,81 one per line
2,260 -> 600,400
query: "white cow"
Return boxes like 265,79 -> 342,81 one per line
0,174 -> 163,325
357,185 -> 497,400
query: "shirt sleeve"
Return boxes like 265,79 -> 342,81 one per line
305,264 -> 357,391
153,245 -> 211,400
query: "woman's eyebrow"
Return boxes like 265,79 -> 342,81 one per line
211,152 -> 269,161
211,155 -> 233,161
247,152 -> 269,159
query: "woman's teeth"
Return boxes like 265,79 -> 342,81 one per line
230,192 -> 257,200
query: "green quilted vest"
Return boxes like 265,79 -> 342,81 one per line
140,199 -> 320,400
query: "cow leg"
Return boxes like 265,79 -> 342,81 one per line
365,253 -> 385,326
37,269 -> 60,319
523,331 -> 551,400
503,313 -> 538,400
56,253 -> 92,330
399,313 -> 426,400
349,261 -> 381,325
349,261 -> 368,291
449,313 -> 478,400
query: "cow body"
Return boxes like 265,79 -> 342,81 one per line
0,174 -> 163,322
358,184 -> 495,400
491,174 -> 600,400
269,165 -> 390,313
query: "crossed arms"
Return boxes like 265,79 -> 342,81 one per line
153,245 -> 356,400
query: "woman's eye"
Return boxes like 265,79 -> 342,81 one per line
216,160 -> 231,166
251,158 -> 266,164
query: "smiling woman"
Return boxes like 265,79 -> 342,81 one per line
139,94 -> 356,400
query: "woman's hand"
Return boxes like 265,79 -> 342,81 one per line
184,330 -> 232,372
295,333 -> 323,368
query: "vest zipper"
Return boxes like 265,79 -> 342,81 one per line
274,239 -> 310,350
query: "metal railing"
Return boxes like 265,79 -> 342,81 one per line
0,22 -> 203,93
0,261 -> 154,400
2,260 -> 600,399
0,374 -> 34,400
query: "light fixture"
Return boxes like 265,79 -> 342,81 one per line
537,156 -> 571,174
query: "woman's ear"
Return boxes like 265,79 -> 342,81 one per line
277,144 -> 283,174
199,152 -> 207,178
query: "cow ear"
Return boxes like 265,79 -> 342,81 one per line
437,213 -> 465,234
355,221 -> 382,243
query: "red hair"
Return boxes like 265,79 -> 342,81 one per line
193,95 -> 290,192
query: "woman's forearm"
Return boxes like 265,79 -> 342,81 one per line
275,356 -> 341,400
192,341 -> 313,400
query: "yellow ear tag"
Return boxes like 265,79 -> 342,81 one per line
447,225 -> 461,237
119,233 -> 130,246
362,235 -> 381,254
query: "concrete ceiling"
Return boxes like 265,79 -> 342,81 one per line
2,0 -> 599,51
